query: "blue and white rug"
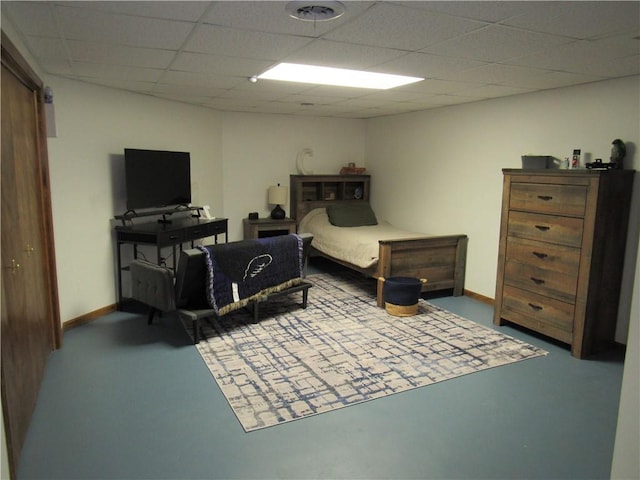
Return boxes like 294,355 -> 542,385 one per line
195,271 -> 547,432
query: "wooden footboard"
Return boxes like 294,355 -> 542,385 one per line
310,234 -> 468,307
374,235 -> 468,307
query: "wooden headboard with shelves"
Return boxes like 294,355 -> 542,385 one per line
290,174 -> 370,223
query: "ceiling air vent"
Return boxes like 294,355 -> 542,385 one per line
286,1 -> 345,22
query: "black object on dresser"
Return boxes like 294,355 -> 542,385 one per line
115,215 -> 228,310
494,169 -> 634,358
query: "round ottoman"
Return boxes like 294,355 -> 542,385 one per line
383,277 -> 426,317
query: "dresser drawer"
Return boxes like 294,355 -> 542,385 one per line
500,285 -> 574,344
508,211 -> 583,247
505,237 -> 580,276
504,260 -> 577,303
510,183 -> 587,216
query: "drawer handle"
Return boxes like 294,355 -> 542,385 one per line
535,225 -> 550,231
537,195 -> 553,201
532,251 -> 548,259
192,229 -> 201,234
169,235 -> 179,240
528,303 -> 543,312
530,277 -> 545,285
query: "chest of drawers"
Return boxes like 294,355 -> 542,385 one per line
494,169 -> 634,358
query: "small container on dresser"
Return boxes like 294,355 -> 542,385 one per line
493,169 -> 634,358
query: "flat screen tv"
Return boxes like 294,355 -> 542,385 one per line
124,148 -> 191,210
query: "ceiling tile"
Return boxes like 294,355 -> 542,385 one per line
54,4 -> 194,49
396,1 -> 541,23
324,2 -> 487,51
436,63 -> 606,90
357,89 -> 428,103
397,79 -> 485,95
294,84 -> 373,99
513,71 -> 608,90
281,39 -> 406,70
86,78 -> 160,93
233,80 -> 314,96
19,37 -> 69,63
508,38 -> 640,77
2,1 -> 59,36
451,84 -> 535,99
428,94 -> 487,106
215,87 -> 288,102
36,59 -> 75,76
374,52 -> 485,78
153,94 -> 213,105
436,63 -> 553,85
276,93 -> 345,106
160,70 -> 244,89
422,25 -> 573,63
55,1 -> 211,22
184,24 -> 312,60
67,41 -> 176,69
69,62 -> 164,82
502,1 -> 640,40
152,83 -> 228,98
171,52 -> 271,77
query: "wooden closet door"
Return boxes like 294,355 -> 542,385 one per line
1,36 -> 61,478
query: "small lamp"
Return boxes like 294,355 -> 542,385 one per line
268,184 -> 288,219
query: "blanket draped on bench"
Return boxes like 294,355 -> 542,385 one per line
197,234 -> 303,316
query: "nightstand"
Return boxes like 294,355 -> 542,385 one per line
243,217 -> 296,240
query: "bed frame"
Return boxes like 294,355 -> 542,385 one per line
290,175 -> 468,306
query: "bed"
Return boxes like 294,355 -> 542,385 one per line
290,175 -> 468,307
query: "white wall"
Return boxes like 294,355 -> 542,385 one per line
43,76 -> 366,321
366,78 -> 640,477
44,76 -> 224,322
611,255 -> 639,479
221,113 -> 365,240
366,76 -> 640,343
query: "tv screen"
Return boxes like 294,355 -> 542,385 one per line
124,148 -> 191,210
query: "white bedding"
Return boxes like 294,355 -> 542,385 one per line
298,208 -> 426,269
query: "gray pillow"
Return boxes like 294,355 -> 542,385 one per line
327,203 -> 378,227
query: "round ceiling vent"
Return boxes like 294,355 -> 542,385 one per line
286,1 -> 345,22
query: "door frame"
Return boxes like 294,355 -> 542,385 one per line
1,30 -> 62,479
1,32 -> 61,347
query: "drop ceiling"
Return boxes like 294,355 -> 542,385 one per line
2,1 -> 639,118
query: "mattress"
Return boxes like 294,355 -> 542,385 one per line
298,208 -> 426,269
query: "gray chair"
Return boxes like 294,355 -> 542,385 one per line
129,257 -> 217,344
129,259 -> 177,325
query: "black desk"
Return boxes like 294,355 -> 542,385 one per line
115,217 -> 227,309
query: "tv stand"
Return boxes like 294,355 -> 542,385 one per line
114,215 -> 228,310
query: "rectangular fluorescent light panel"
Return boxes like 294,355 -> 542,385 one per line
257,63 -> 423,90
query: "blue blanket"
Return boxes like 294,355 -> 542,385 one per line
197,234 -> 303,316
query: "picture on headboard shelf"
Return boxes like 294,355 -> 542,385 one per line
324,183 -> 338,200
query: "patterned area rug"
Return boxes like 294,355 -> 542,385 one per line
194,271 -> 547,432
